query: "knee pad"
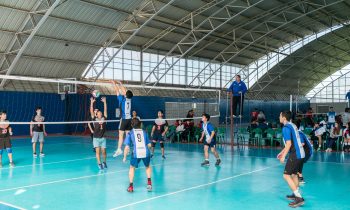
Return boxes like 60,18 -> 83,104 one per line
151,142 -> 156,148
6,148 -> 12,154
160,142 -> 164,148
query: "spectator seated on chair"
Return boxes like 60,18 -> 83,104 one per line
342,122 -> 350,152
326,122 -> 342,152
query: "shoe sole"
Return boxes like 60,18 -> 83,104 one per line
289,201 -> 304,208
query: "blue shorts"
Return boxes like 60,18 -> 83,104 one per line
204,137 -> 216,148
152,133 -> 164,142
130,156 -> 151,168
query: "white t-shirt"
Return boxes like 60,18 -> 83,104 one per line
342,112 -> 350,126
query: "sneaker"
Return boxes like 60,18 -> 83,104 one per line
147,184 -> 152,192
317,147 -> 321,151
127,185 -> 134,193
286,194 -> 296,200
162,155 -> 166,159
98,164 -> 103,170
9,162 -> 15,168
33,153 -> 37,158
215,159 -> 221,166
288,197 -> 305,208
201,160 -> 210,166
40,153 -> 45,157
113,149 -> 123,157
232,115 -> 236,118
299,177 -> 305,184
103,162 -> 108,169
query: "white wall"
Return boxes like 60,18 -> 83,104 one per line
310,102 -> 348,114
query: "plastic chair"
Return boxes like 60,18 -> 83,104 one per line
251,128 -> 263,147
263,128 -> 275,147
274,128 -> 283,146
216,127 -> 226,144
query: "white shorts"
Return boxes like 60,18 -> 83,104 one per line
32,132 -> 44,143
315,127 -> 326,136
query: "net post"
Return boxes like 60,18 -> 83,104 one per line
230,93 -> 234,148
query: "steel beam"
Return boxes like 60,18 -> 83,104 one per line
0,0 -> 62,88
143,0 -> 264,93
193,0 -> 344,90
83,0 -> 176,80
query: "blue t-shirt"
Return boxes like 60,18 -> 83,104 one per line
346,92 -> 350,100
202,122 -> 215,140
299,131 -> 313,158
282,122 -> 305,159
118,95 -> 131,119
327,111 -> 336,123
124,129 -> 151,158
227,81 -> 247,96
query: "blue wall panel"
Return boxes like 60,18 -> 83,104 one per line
0,91 -> 310,135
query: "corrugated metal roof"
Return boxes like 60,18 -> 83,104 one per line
13,57 -> 86,78
0,0 -> 38,11
0,31 -> 13,51
0,7 -> 27,31
0,0 -> 350,97
23,37 -> 98,62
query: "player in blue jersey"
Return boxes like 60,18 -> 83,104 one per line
111,80 -> 134,157
296,124 -> 313,184
199,113 -> 221,167
278,111 -> 305,208
123,118 -> 152,192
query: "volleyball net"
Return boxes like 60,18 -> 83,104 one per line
0,75 -> 221,140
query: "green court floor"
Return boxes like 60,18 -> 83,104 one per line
0,136 -> 348,210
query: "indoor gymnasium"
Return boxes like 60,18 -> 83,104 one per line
0,0 -> 349,209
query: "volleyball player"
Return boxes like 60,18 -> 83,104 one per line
90,97 -> 108,170
278,111 -> 305,208
30,107 -> 47,157
199,113 -> 221,166
123,118 -> 152,192
0,110 -> 14,168
297,128 -> 313,184
111,80 -> 133,157
150,110 -> 168,159
88,108 -> 99,153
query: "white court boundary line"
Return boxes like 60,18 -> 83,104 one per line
0,160 -> 185,193
0,201 -> 26,210
0,156 -> 96,171
110,165 -> 279,210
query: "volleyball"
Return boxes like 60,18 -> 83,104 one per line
92,90 -> 101,98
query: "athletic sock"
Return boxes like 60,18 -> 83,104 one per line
293,189 -> 302,198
